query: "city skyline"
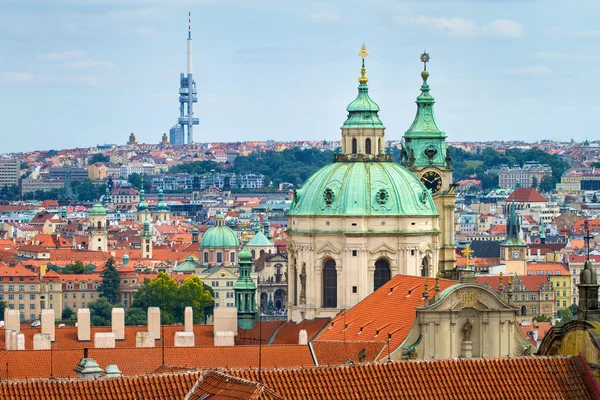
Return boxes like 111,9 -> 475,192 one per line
1,0 -> 599,153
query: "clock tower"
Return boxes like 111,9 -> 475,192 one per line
500,201 -> 527,275
402,53 -> 456,271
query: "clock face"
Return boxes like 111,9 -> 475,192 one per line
421,171 -> 442,194
512,251 -> 520,260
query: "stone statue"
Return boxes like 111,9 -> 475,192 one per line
299,263 -> 307,305
462,319 -> 473,342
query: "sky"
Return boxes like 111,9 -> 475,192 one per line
1,0 -> 599,153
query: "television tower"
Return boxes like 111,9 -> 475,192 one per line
178,12 -> 199,144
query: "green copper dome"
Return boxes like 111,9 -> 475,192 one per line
289,162 -> 438,217
238,245 -> 253,262
137,188 -> 148,211
155,189 -> 169,212
342,59 -> 384,129
200,224 -> 239,248
90,203 -> 107,215
247,229 -> 273,247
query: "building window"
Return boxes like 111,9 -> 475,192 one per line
563,301 -> 567,307
18,304 -> 24,310
8,285 -> 13,291
352,250 -> 357,257
562,281 -> 566,287
72,303 -> 76,309
29,304 -> 35,310
352,138 -> 357,154
531,307 -> 537,314
226,292 -> 233,298
72,293 -> 76,298
323,259 -> 337,308
29,294 -> 35,300
214,292 -> 219,298
29,285 -> 35,291
217,252 -> 223,263
563,291 -> 566,297
18,285 -> 24,291
8,304 -> 13,309
18,294 -> 23,300
82,293 -> 86,298
556,291 -> 560,297
521,305 -> 526,316
49,294 -> 53,300
374,259 -> 391,292
63,294 -> 67,299
556,301 -> 560,307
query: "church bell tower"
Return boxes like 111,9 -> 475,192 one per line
402,53 -> 456,271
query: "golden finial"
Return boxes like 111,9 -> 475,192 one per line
358,44 -> 369,83
242,221 -> 248,242
436,272 -> 440,279
508,277 -> 513,285
499,271 -> 503,279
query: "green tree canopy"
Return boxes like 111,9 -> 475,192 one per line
179,275 -> 214,323
128,173 -> 151,191
87,298 -> 125,326
63,260 -> 88,274
88,153 -> 110,165
99,257 -> 120,304
125,308 -> 147,326
62,307 -> 75,320
539,175 -> 555,192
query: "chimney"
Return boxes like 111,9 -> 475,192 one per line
104,364 -> 122,378
298,329 -> 307,345
74,348 -> 104,379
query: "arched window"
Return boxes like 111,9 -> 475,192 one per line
378,138 -> 381,154
260,249 -> 265,257
251,250 -> 256,259
352,138 -> 357,154
216,252 -> 223,263
230,252 -> 235,263
97,221 -> 102,229
203,252 -> 209,263
374,259 -> 391,291
323,259 -> 337,308
365,138 -> 372,155
420,257 -> 429,277
521,305 -> 527,316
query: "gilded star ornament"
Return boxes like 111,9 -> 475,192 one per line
420,51 -> 430,70
358,44 -> 370,59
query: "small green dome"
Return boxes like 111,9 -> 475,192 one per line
123,254 -> 129,259
289,161 -> 438,217
155,188 -> 169,212
238,245 -> 252,262
90,203 -> 107,215
137,188 -> 148,211
200,225 -> 239,248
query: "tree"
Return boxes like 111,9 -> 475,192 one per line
64,260 -> 87,274
203,283 -> 215,321
99,257 -> 120,304
128,173 -> 151,191
131,272 -> 178,323
531,176 -> 538,190
88,153 -> 109,165
557,307 -> 575,326
88,298 -> 124,326
125,308 -> 147,326
478,172 -> 499,191
62,307 -> 75,320
533,314 -> 552,322
179,275 -> 213,323
0,300 -> 6,319
539,175 -> 555,192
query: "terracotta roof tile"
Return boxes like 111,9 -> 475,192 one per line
270,319 -> 329,345
188,370 -> 284,400
315,275 -> 457,351
230,356 -> 597,399
0,371 -> 200,399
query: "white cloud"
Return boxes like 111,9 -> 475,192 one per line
504,66 -> 551,76
482,19 -> 523,38
36,50 -> 86,62
0,72 -> 49,84
136,26 -> 157,37
109,8 -> 154,19
411,16 -> 477,37
60,60 -> 116,70
398,16 -> 522,38
61,75 -> 99,86
534,52 -> 595,61
309,12 -> 342,23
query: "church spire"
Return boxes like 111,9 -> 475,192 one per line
341,44 -> 384,130
502,201 -> 525,246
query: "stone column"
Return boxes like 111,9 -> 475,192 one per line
136,332 -> 155,348
16,333 -> 24,350
94,332 -> 116,348
112,308 -> 125,340
184,307 -> 193,332
148,307 -> 161,339
33,333 -> 51,350
41,309 -> 55,341
174,331 -> 194,347
299,329 -> 307,345
78,308 -> 91,341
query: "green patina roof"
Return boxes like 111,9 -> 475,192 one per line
404,70 -> 446,140
200,225 -> 239,248
90,203 -> 107,215
137,189 -> 148,211
247,230 -> 272,247
142,218 -> 152,238
341,60 -> 384,129
288,162 -> 438,217
238,245 -> 253,262
155,189 -> 169,212
502,201 -> 526,247
173,255 -> 200,272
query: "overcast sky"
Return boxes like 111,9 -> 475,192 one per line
1,0 -> 598,153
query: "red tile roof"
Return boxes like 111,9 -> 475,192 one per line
0,345 -> 315,380
230,356 -> 598,399
315,275 -> 457,351
269,319 -> 329,345
188,370 -> 284,400
476,275 -> 550,292
0,371 -> 200,399
507,187 -> 547,203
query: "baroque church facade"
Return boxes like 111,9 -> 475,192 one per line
287,47 -> 456,322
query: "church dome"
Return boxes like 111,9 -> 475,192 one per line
200,215 -> 239,248
89,203 -> 107,215
289,161 -> 438,217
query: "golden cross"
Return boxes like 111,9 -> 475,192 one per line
358,44 -> 369,59
462,244 -> 474,270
